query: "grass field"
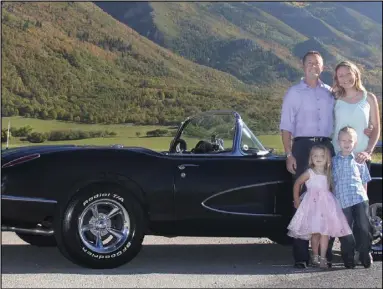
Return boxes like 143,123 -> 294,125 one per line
1,116 -> 381,163
1,117 -> 176,150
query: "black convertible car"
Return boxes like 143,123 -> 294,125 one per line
1,110 -> 382,268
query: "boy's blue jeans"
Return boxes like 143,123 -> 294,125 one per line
338,201 -> 372,265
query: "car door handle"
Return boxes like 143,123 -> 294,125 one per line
178,164 -> 199,170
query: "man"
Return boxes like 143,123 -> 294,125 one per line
279,51 -> 335,268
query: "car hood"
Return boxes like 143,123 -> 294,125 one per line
1,144 -> 160,163
1,145 -> 79,162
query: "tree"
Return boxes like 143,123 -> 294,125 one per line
1,129 -> 11,143
49,109 -> 58,119
27,132 -> 47,143
22,20 -> 30,31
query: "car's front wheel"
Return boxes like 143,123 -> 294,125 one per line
370,203 -> 382,261
55,184 -> 146,269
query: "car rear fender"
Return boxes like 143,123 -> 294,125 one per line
368,162 -> 382,205
368,178 -> 382,205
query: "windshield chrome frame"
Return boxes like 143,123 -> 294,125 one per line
237,120 -> 269,156
169,110 -> 270,156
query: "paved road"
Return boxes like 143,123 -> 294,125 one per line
1,232 -> 381,288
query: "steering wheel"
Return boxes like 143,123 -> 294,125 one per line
211,134 -> 225,151
173,139 -> 187,153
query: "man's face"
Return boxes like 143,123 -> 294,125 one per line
303,54 -> 323,80
338,131 -> 357,154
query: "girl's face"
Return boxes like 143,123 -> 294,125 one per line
311,149 -> 326,168
336,66 -> 356,90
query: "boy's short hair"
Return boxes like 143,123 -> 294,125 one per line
338,126 -> 358,140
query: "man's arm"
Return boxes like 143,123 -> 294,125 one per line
279,88 -> 297,174
279,87 -> 296,139
282,130 -> 293,157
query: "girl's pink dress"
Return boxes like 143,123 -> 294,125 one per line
287,169 -> 352,240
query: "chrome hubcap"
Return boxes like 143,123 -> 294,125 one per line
370,204 -> 382,253
78,199 -> 130,254
89,213 -> 112,236
370,204 -> 382,237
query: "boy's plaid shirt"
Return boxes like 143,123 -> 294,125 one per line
332,152 -> 371,209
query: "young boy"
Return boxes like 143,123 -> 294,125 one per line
332,126 -> 373,269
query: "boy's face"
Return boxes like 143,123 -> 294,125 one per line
338,131 -> 357,154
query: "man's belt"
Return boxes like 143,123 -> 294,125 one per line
294,137 -> 332,142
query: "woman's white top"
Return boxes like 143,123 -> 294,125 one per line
332,90 -> 370,154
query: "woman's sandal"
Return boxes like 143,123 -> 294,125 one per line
320,257 -> 329,269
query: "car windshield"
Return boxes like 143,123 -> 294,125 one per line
181,112 -> 236,152
176,111 -> 270,155
240,122 -> 269,155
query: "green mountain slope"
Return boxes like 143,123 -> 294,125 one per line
341,2 -> 382,23
1,1 -> 285,131
96,1 -> 382,96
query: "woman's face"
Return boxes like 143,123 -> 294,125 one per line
336,66 -> 356,90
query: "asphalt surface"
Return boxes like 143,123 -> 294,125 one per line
1,232 -> 382,288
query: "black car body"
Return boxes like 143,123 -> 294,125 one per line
2,111 -> 382,268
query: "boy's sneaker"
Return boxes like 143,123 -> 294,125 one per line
345,262 -> 356,269
362,253 -> 373,268
354,251 -> 361,265
294,262 -> 308,269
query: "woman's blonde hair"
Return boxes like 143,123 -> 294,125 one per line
308,145 -> 333,191
332,61 -> 366,99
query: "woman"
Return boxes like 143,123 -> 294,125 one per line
332,61 -> 381,165
332,60 -> 381,266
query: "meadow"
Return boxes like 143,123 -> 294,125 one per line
1,116 -> 381,163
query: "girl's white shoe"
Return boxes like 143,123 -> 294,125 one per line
311,255 -> 320,266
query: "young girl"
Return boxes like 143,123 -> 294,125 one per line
287,145 -> 352,269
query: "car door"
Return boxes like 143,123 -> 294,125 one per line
167,111 -> 292,235
172,154 -> 289,232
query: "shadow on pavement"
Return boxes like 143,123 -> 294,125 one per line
1,242 -> 346,275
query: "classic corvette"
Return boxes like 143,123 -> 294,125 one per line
1,110 -> 382,268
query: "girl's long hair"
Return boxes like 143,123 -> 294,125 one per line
332,61 -> 366,99
308,145 -> 334,191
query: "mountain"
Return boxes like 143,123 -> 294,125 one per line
341,2 -> 382,23
1,2 -> 284,132
95,1 -> 382,96
2,2 -> 381,134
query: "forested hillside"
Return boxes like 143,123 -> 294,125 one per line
96,1 -> 382,96
1,2 -> 285,132
1,1 -> 381,134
